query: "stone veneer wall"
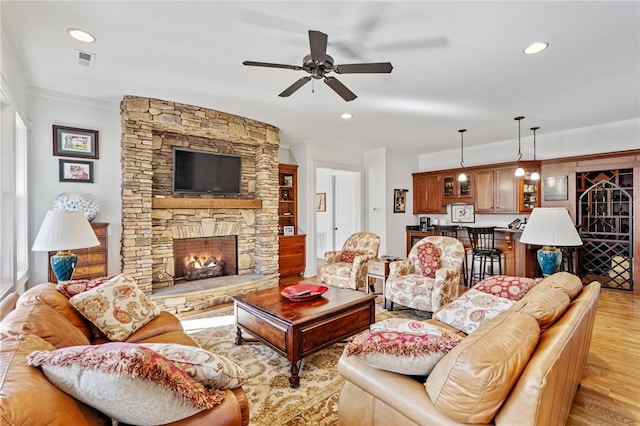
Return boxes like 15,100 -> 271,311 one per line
120,96 -> 280,297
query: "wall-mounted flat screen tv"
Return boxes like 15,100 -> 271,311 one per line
173,148 -> 242,194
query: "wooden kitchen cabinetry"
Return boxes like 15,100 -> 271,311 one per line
474,167 -> 518,213
48,222 -> 109,282
278,163 -> 306,279
412,173 -> 444,214
441,174 -> 473,204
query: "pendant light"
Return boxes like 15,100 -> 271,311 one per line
514,116 -> 525,177
458,129 -> 467,182
530,126 -> 540,181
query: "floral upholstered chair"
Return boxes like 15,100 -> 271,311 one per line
320,232 -> 381,290
385,236 -> 465,313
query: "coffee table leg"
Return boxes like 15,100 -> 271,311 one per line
234,326 -> 244,345
289,359 -> 302,388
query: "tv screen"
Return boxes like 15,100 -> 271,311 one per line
173,148 -> 241,194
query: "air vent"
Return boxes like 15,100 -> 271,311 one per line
75,49 -> 96,67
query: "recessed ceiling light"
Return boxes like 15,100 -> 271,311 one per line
68,28 -> 96,43
523,42 -> 549,55
341,113 -> 353,119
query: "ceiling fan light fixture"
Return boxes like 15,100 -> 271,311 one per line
514,116 -> 525,177
458,129 -> 467,182
523,42 -> 549,55
341,113 -> 353,119
67,28 -> 95,43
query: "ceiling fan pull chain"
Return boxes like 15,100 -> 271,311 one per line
312,79 -> 315,93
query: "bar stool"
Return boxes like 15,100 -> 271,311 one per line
466,226 -> 503,286
433,225 -> 468,287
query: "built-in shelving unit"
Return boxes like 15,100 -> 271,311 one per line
278,163 -> 305,280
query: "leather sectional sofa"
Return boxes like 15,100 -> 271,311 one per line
0,283 -> 249,426
338,272 -> 600,426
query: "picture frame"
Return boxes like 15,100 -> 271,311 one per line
53,125 -> 99,159
316,192 -> 326,212
451,204 -> 475,223
393,189 -> 408,213
283,226 -> 295,236
59,159 -> 94,183
543,176 -> 569,201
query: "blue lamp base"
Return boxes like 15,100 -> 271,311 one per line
50,251 -> 78,281
537,247 -> 563,276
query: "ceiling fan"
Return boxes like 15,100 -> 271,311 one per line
242,30 -> 393,102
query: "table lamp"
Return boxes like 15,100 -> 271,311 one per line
32,210 -> 100,281
519,207 -> 582,276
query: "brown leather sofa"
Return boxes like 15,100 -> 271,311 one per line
338,273 -> 600,426
0,283 -> 249,426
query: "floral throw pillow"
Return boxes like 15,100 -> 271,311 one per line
371,318 -> 450,336
434,289 -> 514,334
473,275 -> 540,300
56,275 -> 115,298
69,274 -> 160,341
341,250 -> 364,263
416,242 -> 441,278
344,330 -> 462,376
140,343 -> 246,390
26,342 -> 225,425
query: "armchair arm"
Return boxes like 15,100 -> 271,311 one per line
324,250 -> 342,263
349,254 -> 373,290
431,266 -> 461,311
388,259 -> 412,280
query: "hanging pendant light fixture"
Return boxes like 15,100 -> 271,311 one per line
458,129 -> 467,182
514,116 -> 525,177
530,126 -> 540,181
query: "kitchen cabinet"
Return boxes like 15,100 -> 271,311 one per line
474,167 -> 518,213
412,173 -> 444,214
441,174 -> 473,204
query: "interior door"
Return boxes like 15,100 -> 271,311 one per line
333,171 -> 361,249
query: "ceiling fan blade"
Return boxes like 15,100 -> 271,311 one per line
334,62 -> 393,74
308,30 -> 328,63
243,61 -> 302,71
279,76 -> 312,97
324,77 -> 357,102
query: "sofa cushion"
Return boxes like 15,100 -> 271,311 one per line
433,289 -> 514,334
0,301 -> 90,348
416,242 -> 441,278
27,342 -> 226,425
0,334 -> 108,425
525,271 -> 583,300
344,329 -> 462,376
512,288 -> 571,331
70,274 -> 160,341
426,310 -> 540,424
141,343 -> 246,390
473,275 -> 540,300
0,293 -> 18,320
341,250 -> 364,263
56,275 -> 115,298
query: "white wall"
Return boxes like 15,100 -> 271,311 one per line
28,90 -> 121,285
364,148 -> 386,254
315,168 -> 332,255
385,149 -> 419,257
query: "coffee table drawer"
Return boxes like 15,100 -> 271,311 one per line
236,307 -> 287,352
300,304 -> 372,354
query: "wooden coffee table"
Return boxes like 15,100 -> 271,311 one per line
232,285 -> 376,388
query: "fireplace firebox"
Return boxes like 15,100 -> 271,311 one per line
173,236 -> 238,282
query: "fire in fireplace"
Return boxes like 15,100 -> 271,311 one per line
173,236 -> 238,283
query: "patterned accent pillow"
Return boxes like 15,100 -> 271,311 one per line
416,242 -> 441,278
26,342 -> 226,425
344,330 -> 462,376
341,250 -> 364,263
56,275 -> 115,298
434,289 -> 514,334
371,318 -> 449,336
69,274 -> 160,341
140,343 -> 246,390
473,275 -> 540,300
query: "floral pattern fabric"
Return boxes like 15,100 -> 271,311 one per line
69,274 -> 160,341
340,250 -> 364,263
56,275 -> 115,298
473,275 -> 541,300
386,236 -> 465,313
320,232 -> 380,289
433,289 -> 514,334
416,242 -> 441,278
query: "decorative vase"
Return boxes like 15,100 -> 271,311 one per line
53,193 -> 99,222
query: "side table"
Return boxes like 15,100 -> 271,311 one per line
366,259 -> 391,295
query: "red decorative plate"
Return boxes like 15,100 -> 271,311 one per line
281,284 -> 329,301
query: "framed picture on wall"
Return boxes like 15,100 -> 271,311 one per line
394,189 -> 408,213
316,193 -> 326,212
451,204 -> 475,223
59,159 -> 94,183
53,125 -> 99,159
543,176 -> 568,201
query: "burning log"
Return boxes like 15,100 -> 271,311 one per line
183,256 -> 225,281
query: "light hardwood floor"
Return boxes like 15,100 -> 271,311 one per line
281,273 -> 640,425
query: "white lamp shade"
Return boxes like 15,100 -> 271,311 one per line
32,210 -> 100,251
519,207 -> 582,247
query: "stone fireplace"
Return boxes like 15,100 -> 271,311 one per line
173,236 -> 237,282
120,96 -> 281,313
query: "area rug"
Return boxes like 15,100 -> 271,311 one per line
183,298 -> 424,426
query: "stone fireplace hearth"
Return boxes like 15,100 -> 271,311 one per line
120,96 -> 281,313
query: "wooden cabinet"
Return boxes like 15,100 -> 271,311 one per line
441,174 -> 473,204
278,164 -> 298,234
474,167 -> 518,213
519,167 -> 541,212
48,222 -> 108,282
412,173 -> 444,214
279,234 -> 306,277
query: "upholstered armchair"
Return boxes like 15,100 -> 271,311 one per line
320,232 -> 381,290
385,236 -> 465,313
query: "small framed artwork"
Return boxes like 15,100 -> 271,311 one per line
316,192 -> 326,212
543,176 -> 569,201
394,189 -> 408,213
59,159 -> 94,183
451,204 -> 475,223
53,125 -> 99,159
283,226 -> 295,236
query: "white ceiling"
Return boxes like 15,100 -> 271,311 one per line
2,1 -> 639,155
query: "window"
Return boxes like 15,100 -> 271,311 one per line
15,113 -> 28,285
